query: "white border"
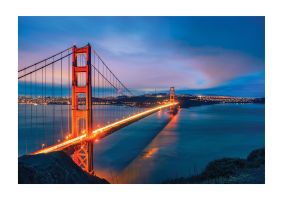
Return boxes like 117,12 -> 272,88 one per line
1,0 -> 283,200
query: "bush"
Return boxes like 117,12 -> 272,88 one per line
247,148 -> 265,168
202,158 -> 247,179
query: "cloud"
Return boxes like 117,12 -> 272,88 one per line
94,34 -> 148,56
176,50 -> 264,88
18,17 -> 265,97
176,71 -> 265,97
91,34 -> 264,91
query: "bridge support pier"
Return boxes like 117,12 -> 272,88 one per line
72,141 -> 93,173
71,44 -> 94,174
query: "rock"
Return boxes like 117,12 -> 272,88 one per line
18,151 -> 109,184
202,158 -> 247,179
247,148 -> 265,168
163,148 -> 265,184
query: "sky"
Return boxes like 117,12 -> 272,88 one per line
18,16 -> 265,97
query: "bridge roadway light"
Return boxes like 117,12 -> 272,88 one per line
33,102 -> 178,155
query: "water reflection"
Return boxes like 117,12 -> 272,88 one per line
142,147 -> 159,159
19,104 -> 265,183
94,104 -> 264,183
92,109 -> 172,183
114,112 -> 181,183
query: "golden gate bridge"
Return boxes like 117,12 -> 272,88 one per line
18,43 -> 179,174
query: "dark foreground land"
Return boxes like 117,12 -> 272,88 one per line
18,151 -> 109,184
163,148 -> 265,184
19,148 -> 264,184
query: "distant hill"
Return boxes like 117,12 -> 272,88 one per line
18,151 -> 109,184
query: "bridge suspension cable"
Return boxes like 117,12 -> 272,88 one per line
18,44 -> 138,156
92,49 -> 134,96
18,47 -> 72,73
18,49 -> 72,79
18,43 -> 179,174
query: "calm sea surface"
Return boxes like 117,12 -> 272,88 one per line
18,103 -> 265,183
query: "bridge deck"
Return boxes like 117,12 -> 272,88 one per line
33,102 -> 179,155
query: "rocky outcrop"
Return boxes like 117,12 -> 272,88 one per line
18,151 -> 109,184
163,148 -> 265,184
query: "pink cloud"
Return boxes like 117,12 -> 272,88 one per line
19,35 -> 264,91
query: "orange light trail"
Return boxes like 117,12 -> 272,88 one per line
33,102 -> 178,155
143,147 -> 158,158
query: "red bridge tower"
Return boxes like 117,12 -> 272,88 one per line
71,44 -> 93,174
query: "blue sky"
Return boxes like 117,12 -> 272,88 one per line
18,16 -> 265,97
